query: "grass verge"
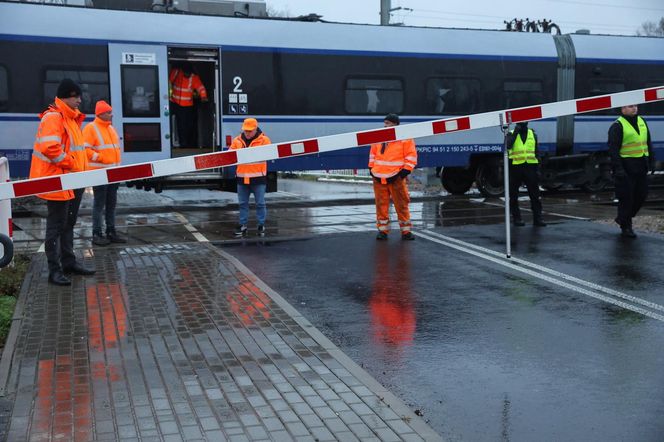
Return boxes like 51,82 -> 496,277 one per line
0,255 -> 31,348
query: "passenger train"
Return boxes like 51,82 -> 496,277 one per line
1,1 -> 663,195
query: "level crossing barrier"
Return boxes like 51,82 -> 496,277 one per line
0,158 -> 13,268
0,86 -> 662,257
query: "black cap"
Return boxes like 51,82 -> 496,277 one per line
384,113 -> 400,125
56,78 -> 82,99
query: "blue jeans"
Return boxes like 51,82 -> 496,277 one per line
92,183 -> 119,235
237,182 -> 266,226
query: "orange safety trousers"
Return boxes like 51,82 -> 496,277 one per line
373,178 -> 412,234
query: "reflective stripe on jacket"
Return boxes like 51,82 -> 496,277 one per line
83,118 -> 122,170
508,129 -> 538,165
368,139 -> 417,182
229,132 -> 271,184
169,69 -> 207,107
618,116 -> 649,158
29,97 -> 87,201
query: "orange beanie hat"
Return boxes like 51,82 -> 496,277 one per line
95,100 -> 113,115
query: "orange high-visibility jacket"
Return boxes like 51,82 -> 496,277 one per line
169,68 -> 207,107
83,118 -> 122,170
29,97 -> 88,201
229,132 -> 271,184
368,139 -> 417,182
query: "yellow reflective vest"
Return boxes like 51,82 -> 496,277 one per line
508,129 -> 538,165
618,116 -> 649,158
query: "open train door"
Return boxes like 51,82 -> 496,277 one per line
108,44 -> 170,165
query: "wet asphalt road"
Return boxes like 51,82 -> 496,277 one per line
224,227 -> 664,442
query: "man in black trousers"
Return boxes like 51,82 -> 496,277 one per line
506,121 -> 546,227
608,104 -> 655,238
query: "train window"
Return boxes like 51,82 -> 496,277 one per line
426,78 -> 480,115
588,79 -> 625,115
43,69 -> 109,115
121,65 -> 159,118
344,77 -> 403,114
588,80 -> 625,96
123,123 -> 161,152
0,65 -> 8,111
502,80 -> 544,109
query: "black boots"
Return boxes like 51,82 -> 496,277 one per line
621,227 -> 637,238
513,217 -> 526,227
63,263 -> 96,276
48,271 -> 71,286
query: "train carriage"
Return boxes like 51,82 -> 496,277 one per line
0,1 -> 663,195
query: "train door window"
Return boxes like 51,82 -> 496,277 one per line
0,65 -> 8,111
345,77 -> 403,114
642,82 -> 664,115
43,69 -> 109,114
426,77 -> 480,115
123,123 -> 161,152
502,80 -> 544,109
588,79 -> 625,115
121,65 -> 159,118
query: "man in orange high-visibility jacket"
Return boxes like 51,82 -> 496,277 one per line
169,64 -> 208,148
369,113 -> 418,241
83,100 -> 126,246
29,78 -> 95,286
229,118 -> 271,237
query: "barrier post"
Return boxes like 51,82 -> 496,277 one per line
0,157 -> 13,268
499,114 -> 512,259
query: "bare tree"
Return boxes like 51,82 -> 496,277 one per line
637,17 -> 664,37
266,5 -> 290,18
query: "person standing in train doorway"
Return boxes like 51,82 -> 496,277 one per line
83,100 -> 126,246
506,121 -> 546,227
608,104 -> 655,239
369,113 -> 418,240
230,118 -> 271,237
169,63 -> 208,147
30,78 -> 95,286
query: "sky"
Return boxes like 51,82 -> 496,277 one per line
264,0 -> 664,36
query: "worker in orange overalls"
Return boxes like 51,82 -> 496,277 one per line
83,100 -> 126,246
369,113 -> 418,240
169,63 -> 208,147
229,118 -> 271,237
30,78 -> 95,286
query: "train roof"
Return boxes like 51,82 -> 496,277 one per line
0,2 -> 559,60
570,33 -> 664,63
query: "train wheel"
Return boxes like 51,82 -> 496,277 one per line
582,154 -> 609,192
441,167 -> 474,195
543,183 -> 563,192
582,178 -> 609,193
475,158 -> 504,197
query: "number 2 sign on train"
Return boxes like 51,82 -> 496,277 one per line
0,2 -> 662,195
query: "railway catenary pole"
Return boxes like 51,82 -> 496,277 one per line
380,0 -> 391,25
499,113 -> 512,258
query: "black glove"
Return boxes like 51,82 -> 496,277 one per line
386,175 -> 399,184
649,160 -> 656,175
613,168 -> 626,179
398,169 -> 411,179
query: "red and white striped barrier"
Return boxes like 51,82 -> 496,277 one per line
1,86 -> 663,201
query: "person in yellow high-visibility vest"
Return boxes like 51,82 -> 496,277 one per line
608,104 -> 655,238
506,121 -> 546,227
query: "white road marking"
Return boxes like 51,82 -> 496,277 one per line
175,212 -> 209,242
422,229 -> 664,314
481,200 -> 591,221
416,230 -> 664,322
